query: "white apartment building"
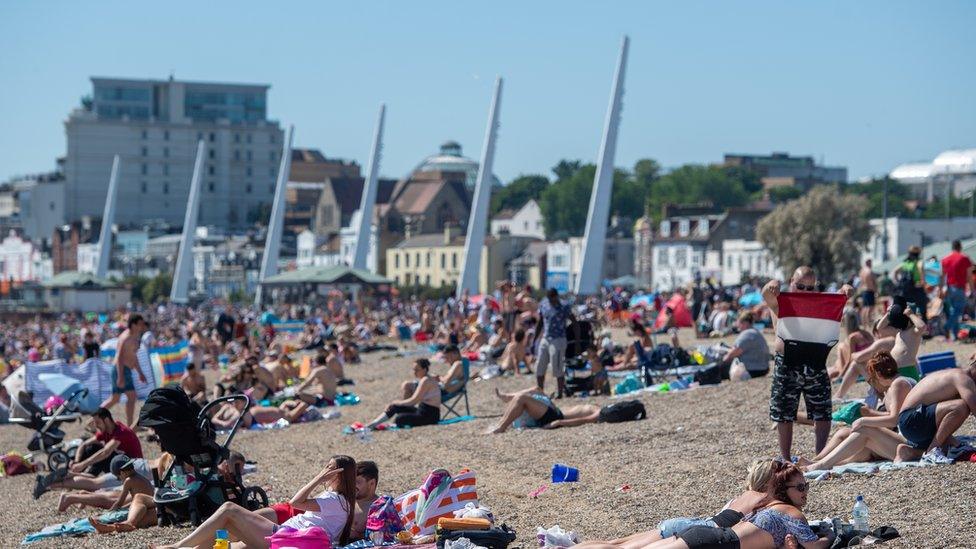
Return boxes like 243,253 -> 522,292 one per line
64,77 -> 284,229
490,199 -> 545,240
0,231 -> 51,281
864,217 -> 976,264
720,239 -> 783,286
545,236 -> 634,293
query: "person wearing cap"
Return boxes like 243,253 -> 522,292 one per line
87,455 -> 157,534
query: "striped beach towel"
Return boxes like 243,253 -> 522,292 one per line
150,341 -> 190,386
394,469 -> 478,536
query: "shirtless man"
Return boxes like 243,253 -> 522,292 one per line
293,354 -> 338,406
763,267 -> 854,460
499,329 -> 529,375
837,302 -> 922,398
487,387 -> 637,433
180,362 -> 207,405
325,343 -> 347,381
101,314 -> 148,426
858,259 -> 878,325
895,355 -> 976,463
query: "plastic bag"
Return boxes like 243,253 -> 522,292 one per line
445,537 -> 488,549
536,525 -> 579,548
454,502 -> 495,524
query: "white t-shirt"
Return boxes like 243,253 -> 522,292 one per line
283,491 -> 350,542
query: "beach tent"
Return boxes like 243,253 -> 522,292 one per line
653,293 -> 693,329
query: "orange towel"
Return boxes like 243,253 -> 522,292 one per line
437,517 -> 491,531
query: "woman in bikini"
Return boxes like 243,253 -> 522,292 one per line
366,358 -> 442,429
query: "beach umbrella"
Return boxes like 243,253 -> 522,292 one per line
738,291 -> 762,307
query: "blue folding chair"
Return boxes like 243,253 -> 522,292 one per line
441,358 -> 471,419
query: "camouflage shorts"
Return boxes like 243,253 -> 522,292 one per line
769,352 -> 832,422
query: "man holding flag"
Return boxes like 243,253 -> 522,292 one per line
763,266 -> 853,460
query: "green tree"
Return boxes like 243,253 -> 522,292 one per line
767,186 -> 804,204
490,174 -> 549,214
141,273 -> 173,304
756,186 -> 872,283
646,165 -> 753,220
633,158 -> 661,186
843,178 -> 912,218
124,275 -> 149,302
552,160 -> 583,181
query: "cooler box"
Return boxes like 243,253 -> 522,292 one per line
918,351 -> 956,377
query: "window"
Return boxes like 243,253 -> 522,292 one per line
415,252 -> 420,267
675,248 -> 688,268
141,164 -> 148,175
245,184 -> 252,194
524,221 -> 529,230
691,252 -> 701,267
163,182 -> 169,194
697,217 -> 710,236
405,273 -> 411,285
452,253 -> 457,269
395,275 -> 400,284
234,134 -> 240,143
426,274 -> 431,285
678,219 -> 690,237
552,254 -> 566,267
208,166 -> 215,175
269,151 -> 276,162
405,253 -> 410,268
141,181 -> 147,193
657,248 -> 669,267
441,253 -> 446,268
726,255 -> 733,268
208,182 -> 215,193
426,252 -> 431,267
395,254 -> 400,269
208,149 -> 215,159
141,130 -> 147,139
209,132 -> 215,142
163,147 -> 169,158
163,164 -> 169,176
246,150 -> 252,161
163,130 -> 169,141
659,221 -> 670,237
246,167 -> 253,177
141,146 -> 147,157
246,134 -> 252,144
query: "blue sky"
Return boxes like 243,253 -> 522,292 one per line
1,1 -> 973,183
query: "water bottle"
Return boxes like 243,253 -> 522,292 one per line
214,528 -> 230,549
852,495 -> 869,532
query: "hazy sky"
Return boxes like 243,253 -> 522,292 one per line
1,1 -> 973,183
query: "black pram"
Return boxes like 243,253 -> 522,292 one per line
10,389 -> 87,472
137,387 -> 267,526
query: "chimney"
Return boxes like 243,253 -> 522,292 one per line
444,224 -> 460,245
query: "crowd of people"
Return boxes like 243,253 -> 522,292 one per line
0,240 -> 974,547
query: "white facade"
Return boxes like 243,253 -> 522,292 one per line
76,243 -> 99,274
0,231 -> 49,281
889,148 -> 976,202
64,77 -> 283,229
15,178 -> 66,241
490,199 -> 545,240
864,217 -> 976,264
545,237 -> 634,293
296,229 -> 342,269
721,239 -> 783,286
650,242 -> 710,290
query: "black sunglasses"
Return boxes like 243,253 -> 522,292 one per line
794,284 -> 816,292
787,482 -> 810,493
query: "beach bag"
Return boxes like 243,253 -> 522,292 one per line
366,495 -> 405,543
395,469 -> 479,536
598,400 -> 647,423
0,452 -> 35,476
437,524 -> 517,549
266,525 -> 332,549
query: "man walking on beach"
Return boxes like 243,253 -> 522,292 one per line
100,314 -> 148,426
763,267 -> 853,460
858,259 -> 878,325
536,288 -> 572,399
895,356 -> 976,463
941,240 -> 973,342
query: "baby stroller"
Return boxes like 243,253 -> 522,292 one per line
9,388 -> 89,472
137,387 -> 268,526
564,319 -> 608,396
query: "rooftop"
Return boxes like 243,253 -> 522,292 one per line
261,265 -> 390,285
41,271 -> 120,289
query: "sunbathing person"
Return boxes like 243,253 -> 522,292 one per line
438,345 -> 468,394
604,463 -> 830,549
292,353 -> 338,406
895,355 -> 976,463
154,455 -> 357,549
86,456 -> 157,534
499,329 -> 529,375
180,361 -> 208,405
210,397 -> 319,430
573,458 -> 782,549
487,387 -> 606,433
484,318 -> 509,360
802,352 -> 915,471
828,312 -> 874,380
56,454 -> 154,513
366,358 -> 441,429
837,302 -> 922,399
609,320 -> 652,371
462,325 -> 489,355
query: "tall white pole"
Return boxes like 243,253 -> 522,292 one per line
352,105 -> 386,271
170,140 -> 206,303
575,36 -> 629,296
457,77 -> 503,298
95,155 -> 120,279
255,125 -> 294,305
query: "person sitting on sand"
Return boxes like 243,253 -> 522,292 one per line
828,312 -> 874,381
581,462 -> 832,549
609,320 -> 652,371
585,344 -> 609,395
895,355 -> 976,463
181,360 -> 208,405
462,325 -> 489,355
499,329 -> 530,375
837,301 -> 922,399
292,353 -> 338,406
86,455 -> 157,534
438,345 -> 468,394
484,318 -> 509,360
573,458 -> 781,549
366,358 -> 441,429
153,455 -> 357,549
802,352 -> 915,472
487,387 -> 624,433
56,454 -> 157,513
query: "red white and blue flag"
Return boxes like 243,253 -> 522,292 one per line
775,292 -> 847,345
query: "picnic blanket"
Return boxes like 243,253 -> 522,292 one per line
22,508 -> 129,544
805,436 -> 976,480
342,415 -> 477,435
394,469 -> 479,536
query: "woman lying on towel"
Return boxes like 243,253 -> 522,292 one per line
153,455 -> 357,549
574,460 -> 834,549
366,358 -> 442,429
210,395 -> 321,430
801,351 -> 914,472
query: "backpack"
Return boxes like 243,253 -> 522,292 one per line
598,400 -> 647,423
365,495 -> 405,543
